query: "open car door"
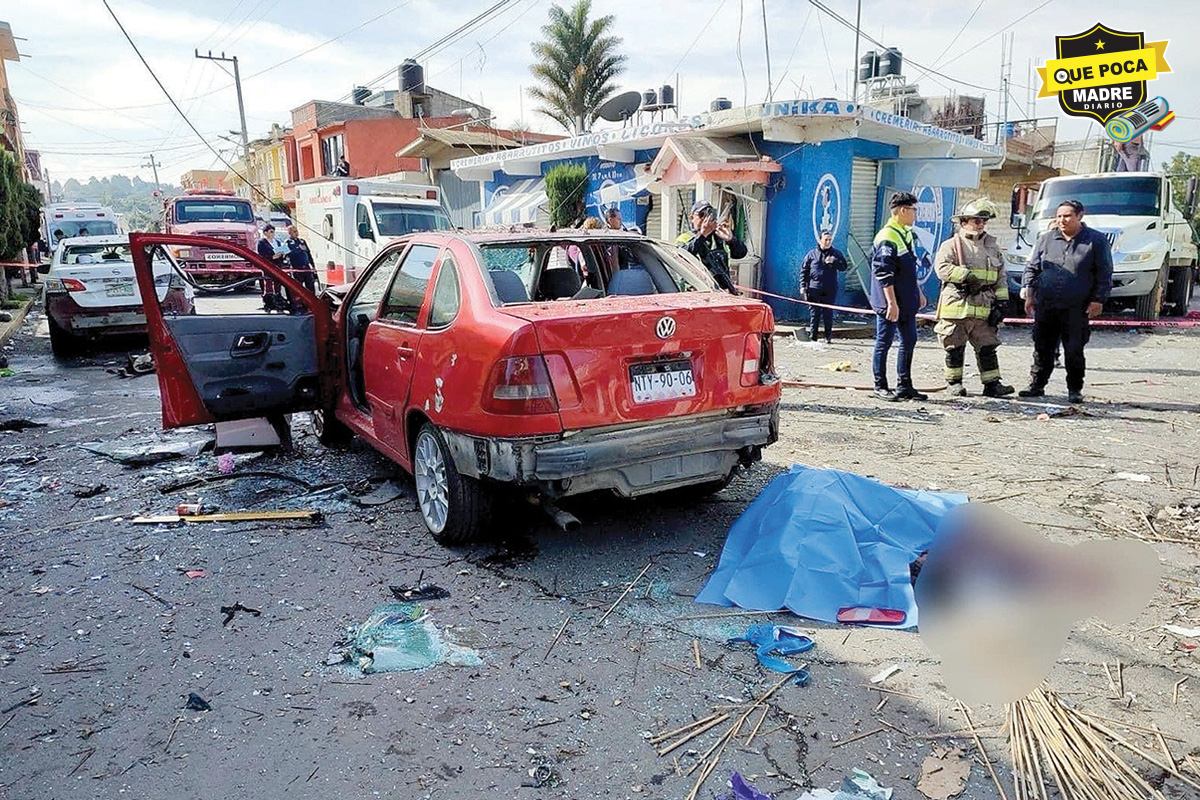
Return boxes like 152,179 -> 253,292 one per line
130,233 -> 336,429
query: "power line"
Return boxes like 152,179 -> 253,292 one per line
340,0 -> 523,101
101,0 -> 355,256
807,0 -> 997,93
907,0 -> 986,86
934,0 -> 1056,72
814,7 -> 840,93
661,0 -> 730,86
770,5 -> 814,97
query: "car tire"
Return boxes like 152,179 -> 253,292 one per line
310,408 -> 352,446
1165,265 -> 1194,317
413,422 -> 491,546
1134,263 -> 1167,320
48,315 -> 82,359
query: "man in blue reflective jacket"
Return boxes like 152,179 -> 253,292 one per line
870,192 -> 927,401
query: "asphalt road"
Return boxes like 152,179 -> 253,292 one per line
1,299 -> 1199,800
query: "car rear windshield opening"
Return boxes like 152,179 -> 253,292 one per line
480,239 -> 716,305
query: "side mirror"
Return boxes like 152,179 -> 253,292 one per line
1186,175 -> 1198,218
357,221 -> 374,241
1010,212 -> 1025,230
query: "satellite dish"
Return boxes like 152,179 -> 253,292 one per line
597,90 -> 643,123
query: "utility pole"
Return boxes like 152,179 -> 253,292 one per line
195,50 -> 249,158
142,154 -> 162,194
761,0 -> 773,101
851,0 -> 862,104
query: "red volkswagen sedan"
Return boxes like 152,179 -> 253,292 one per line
130,230 -> 780,544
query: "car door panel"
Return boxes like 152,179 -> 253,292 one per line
164,314 -> 320,417
129,232 -> 334,428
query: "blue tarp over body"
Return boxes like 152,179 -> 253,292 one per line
696,466 -> 968,628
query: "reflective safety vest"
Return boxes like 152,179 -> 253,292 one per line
933,231 -> 1009,321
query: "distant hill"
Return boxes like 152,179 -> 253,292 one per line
51,175 -> 182,232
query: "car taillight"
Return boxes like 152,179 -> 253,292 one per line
483,356 -> 559,414
61,278 -> 87,292
426,190 -> 437,200
741,333 -> 762,386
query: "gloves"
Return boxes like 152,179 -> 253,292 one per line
987,302 -> 1005,328
958,276 -> 985,295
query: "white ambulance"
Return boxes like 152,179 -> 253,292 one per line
294,179 -> 453,286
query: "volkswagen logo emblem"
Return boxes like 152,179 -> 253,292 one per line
655,317 -> 676,339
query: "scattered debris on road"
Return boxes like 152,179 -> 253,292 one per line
220,602 -> 261,627
795,769 -> 893,799
916,746 -> 970,800
184,692 -> 211,711
81,436 -> 214,466
726,624 -> 814,684
334,602 -> 481,674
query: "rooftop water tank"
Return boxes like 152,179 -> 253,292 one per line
878,48 -> 903,77
858,51 -> 878,82
710,97 -> 732,112
659,84 -> 676,108
400,59 -> 425,94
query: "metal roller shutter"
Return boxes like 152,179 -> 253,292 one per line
644,194 -> 663,241
846,158 -> 879,294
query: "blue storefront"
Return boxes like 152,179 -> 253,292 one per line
451,102 -> 1002,321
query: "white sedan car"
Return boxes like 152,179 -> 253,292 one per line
41,235 -> 195,358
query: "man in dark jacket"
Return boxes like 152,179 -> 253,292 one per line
800,229 -> 848,343
256,224 -> 287,311
284,225 -> 317,293
1019,200 -> 1113,403
870,192 -> 926,401
676,200 -> 747,293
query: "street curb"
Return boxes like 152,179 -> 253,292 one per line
0,296 -> 36,351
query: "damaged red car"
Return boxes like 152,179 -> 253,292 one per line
130,230 -> 780,544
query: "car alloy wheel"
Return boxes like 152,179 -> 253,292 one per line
414,429 -> 450,534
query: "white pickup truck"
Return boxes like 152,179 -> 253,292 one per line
1006,172 -> 1198,318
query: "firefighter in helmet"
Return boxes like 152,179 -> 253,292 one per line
932,199 -> 1014,397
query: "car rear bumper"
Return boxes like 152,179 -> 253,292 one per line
46,290 -> 192,336
442,405 -> 779,497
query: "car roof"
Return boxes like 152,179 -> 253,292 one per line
60,235 -> 131,246
441,229 -> 652,244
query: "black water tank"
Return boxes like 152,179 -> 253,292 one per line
858,51 -> 878,82
659,84 -> 675,108
878,48 -> 903,77
352,86 -> 371,105
710,97 -> 732,112
642,88 -> 658,108
400,59 -> 425,94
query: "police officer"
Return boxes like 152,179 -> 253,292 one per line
932,199 -> 1014,397
800,228 -> 848,343
677,200 -> 747,293
1019,199 -> 1112,404
285,224 -> 317,293
870,192 -> 926,401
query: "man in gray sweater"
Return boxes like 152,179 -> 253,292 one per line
1019,200 -> 1113,404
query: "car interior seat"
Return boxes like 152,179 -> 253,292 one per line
605,267 -> 656,296
539,268 -> 582,300
490,269 -> 530,304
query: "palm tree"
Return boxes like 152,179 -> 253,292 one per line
528,0 -> 627,135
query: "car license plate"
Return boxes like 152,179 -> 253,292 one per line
203,252 -> 242,262
630,360 -> 696,404
105,282 -> 135,298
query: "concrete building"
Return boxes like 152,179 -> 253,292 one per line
0,20 -> 30,181
180,169 -> 232,192
451,99 -> 1003,319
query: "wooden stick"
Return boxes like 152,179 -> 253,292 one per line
1152,724 -> 1179,774
744,705 -> 770,746
164,716 -> 182,752
1079,711 -> 1185,741
1174,676 -> 1188,705
656,713 -> 731,756
659,661 -> 693,677
864,684 -> 921,700
1075,711 -> 1200,791
650,713 -> 723,744
596,562 -> 652,626
542,615 -> 571,662
832,726 -> 887,748
1117,660 -> 1125,699
692,640 -> 702,670
959,702 -> 1010,800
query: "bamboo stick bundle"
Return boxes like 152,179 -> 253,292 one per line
1005,687 -> 1171,800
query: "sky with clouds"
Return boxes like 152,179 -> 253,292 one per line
5,0 -> 1199,184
